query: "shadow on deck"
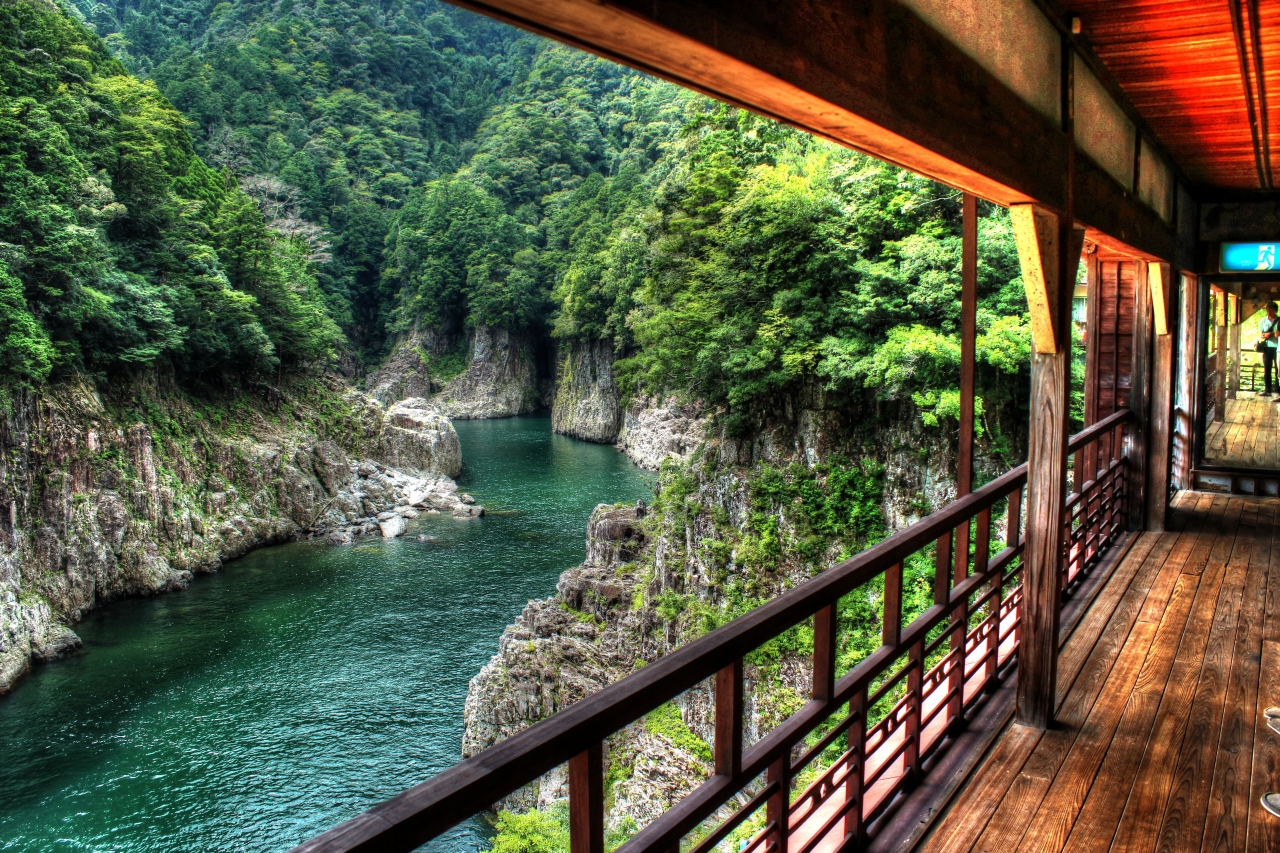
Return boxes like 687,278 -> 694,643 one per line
919,492 -> 1280,853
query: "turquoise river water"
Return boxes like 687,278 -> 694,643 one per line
0,414 -> 652,853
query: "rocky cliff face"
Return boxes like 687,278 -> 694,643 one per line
551,340 -> 623,443
0,380 -> 469,694
368,325 -> 550,420
463,389 -> 1016,831
615,396 -> 708,471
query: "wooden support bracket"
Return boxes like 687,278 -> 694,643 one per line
1011,205 -> 1060,354
1148,262 -> 1170,336
1011,205 -> 1087,353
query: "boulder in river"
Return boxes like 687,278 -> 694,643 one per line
379,515 -> 408,538
371,397 -> 463,478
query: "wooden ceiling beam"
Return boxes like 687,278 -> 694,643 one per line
445,0 -> 1179,261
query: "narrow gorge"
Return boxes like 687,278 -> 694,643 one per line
0,0 -> 1038,850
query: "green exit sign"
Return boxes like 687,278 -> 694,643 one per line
1221,242 -> 1280,271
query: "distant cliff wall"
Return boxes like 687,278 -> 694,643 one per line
0,378 -> 465,694
369,325 -> 551,419
551,339 -> 623,443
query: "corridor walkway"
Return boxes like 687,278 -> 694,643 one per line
919,493 -> 1280,853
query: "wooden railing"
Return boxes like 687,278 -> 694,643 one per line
291,410 -> 1134,853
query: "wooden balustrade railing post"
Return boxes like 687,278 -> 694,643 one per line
570,743 -> 604,853
844,689 -> 866,843
905,640 -> 924,783
883,562 -> 903,648
813,604 -> 837,703
715,660 -> 743,778
975,509 -> 998,689
767,758 -> 790,853
934,531 -> 953,606
1128,259 -> 1153,531
1147,262 -> 1174,531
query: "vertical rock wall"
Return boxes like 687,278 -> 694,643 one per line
463,389 -> 1019,830
551,339 -> 623,443
0,380 -> 465,694
368,325 -> 551,420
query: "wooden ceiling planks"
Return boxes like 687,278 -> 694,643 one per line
1065,0 -> 1278,191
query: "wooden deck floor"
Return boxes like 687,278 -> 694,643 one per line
1205,396 -> 1280,469
918,492 -> 1280,853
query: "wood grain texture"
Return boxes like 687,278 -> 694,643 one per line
1128,258 -> 1153,530
1201,502 -> 1274,853
922,494 -> 1280,853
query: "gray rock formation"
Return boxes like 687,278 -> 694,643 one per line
616,396 -> 707,470
463,389 -> 1016,832
433,326 -> 546,419
552,339 -> 623,443
368,325 -> 549,420
0,381 -> 476,694
371,397 -> 462,478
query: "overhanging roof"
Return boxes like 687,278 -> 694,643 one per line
1067,0 -> 1278,193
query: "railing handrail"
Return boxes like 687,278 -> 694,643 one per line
1067,408 -> 1131,455
291,409 -> 1134,853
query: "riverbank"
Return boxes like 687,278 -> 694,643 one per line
0,415 -> 651,852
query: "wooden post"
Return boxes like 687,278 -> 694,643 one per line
1081,247 -> 1101,485
1228,292 -> 1241,400
948,192 -> 978,732
1215,290 -> 1227,420
1011,37 -> 1081,728
1173,274 -> 1198,490
1147,263 -> 1174,531
570,743 -> 604,853
958,192 -> 978,501
812,604 -> 837,703
767,758 -> 790,853
715,660 -> 743,778
1010,194 -> 1083,728
1128,259 -> 1152,531
844,690 -> 866,841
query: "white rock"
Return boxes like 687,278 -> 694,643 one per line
379,515 -> 408,538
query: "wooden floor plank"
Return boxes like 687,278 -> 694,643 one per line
1246,500 -> 1280,853
1100,517 -> 1241,853
1202,501 -> 1275,853
1012,566 -> 1204,853
1150,516 -> 1251,853
916,493 -> 1280,853
1204,396 -> 1280,470
917,530 -> 1165,853
966,518 -> 1195,853
1050,508 -> 1232,853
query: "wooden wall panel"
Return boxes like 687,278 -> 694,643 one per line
1085,258 -> 1139,471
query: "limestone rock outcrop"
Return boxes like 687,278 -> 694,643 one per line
616,397 -> 707,470
551,339 -> 623,443
0,380 -> 476,694
368,325 -> 550,420
432,326 -> 547,419
371,397 -> 462,478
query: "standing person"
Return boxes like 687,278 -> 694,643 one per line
1262,301 -> 1280,396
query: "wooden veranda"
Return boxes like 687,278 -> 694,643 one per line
286,2 -> 1280,853
922,493 -> 1280,853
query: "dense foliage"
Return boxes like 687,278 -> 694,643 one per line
0,0 -> 339,392
66,0 -> 1033,436
72,0 -> 533,353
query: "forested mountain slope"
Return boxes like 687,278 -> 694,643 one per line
68,0 -> 1041,454
0,0 -> 473,694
